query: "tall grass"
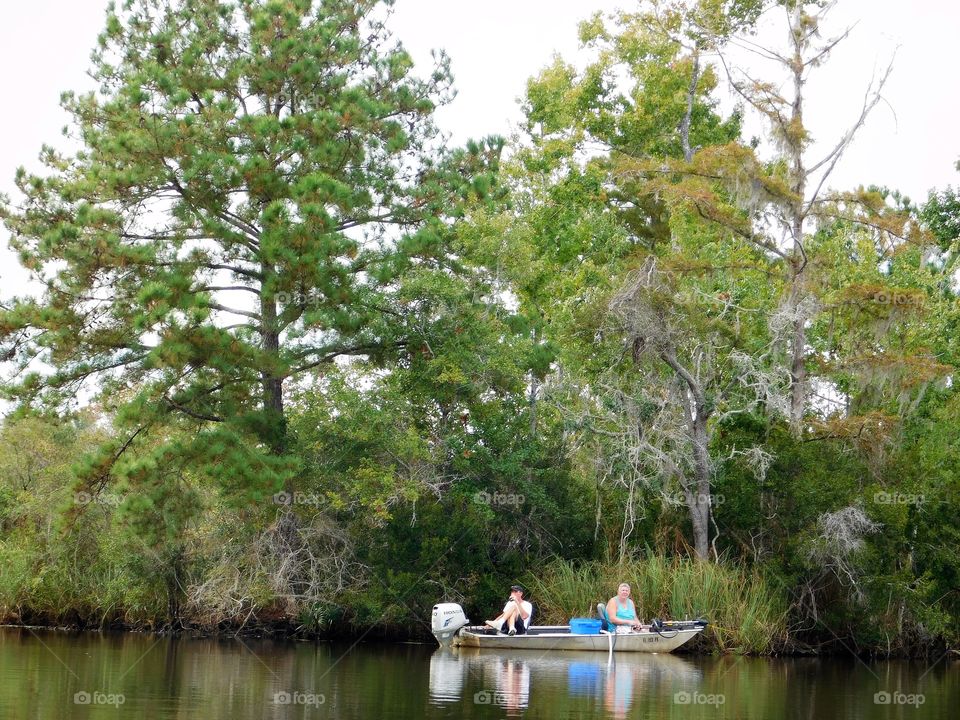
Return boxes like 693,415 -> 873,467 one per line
526,555 -> 788,654
0,528 -> 171,628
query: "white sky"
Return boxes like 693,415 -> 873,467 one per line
0,0 -> 959,296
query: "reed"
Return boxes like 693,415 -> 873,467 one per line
527,554 -> 788,654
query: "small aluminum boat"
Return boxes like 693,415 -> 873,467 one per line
432,603 -> 705,653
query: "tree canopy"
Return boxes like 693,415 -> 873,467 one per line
0,0 -> 958,657
0,0 -> 502,501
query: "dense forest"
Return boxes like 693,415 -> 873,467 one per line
0,0 -> 957,658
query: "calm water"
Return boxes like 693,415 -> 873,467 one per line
0,627 -> 956,719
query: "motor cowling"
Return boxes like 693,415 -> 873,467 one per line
431,603 -> 469,645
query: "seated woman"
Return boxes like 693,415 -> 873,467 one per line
606,582 -> 642,633
485,585 -> 533,635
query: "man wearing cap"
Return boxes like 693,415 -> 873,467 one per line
485,585 -> 533,636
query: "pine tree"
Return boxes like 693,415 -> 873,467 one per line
0,0 -> 501,501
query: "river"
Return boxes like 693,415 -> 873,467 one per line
0,627 -> 955,718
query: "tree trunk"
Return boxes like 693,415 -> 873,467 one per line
786,3 -> 808,434
661,349 -> 714,561
787,277 -> 807,433
687,410 -> 712,560
529,329 -> 539,438
680,48 -> 701,164
260,265 -> 288,485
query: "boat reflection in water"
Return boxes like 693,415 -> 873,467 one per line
566,651 -> 701,719
429,646 -> 701,718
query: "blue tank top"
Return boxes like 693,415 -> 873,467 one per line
615,598 -> 636,621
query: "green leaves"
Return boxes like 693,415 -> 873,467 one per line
921,186 -> 960,250
0,0 -> 502,524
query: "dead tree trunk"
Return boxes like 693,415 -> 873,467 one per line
785,2 -> 809,434
718,2 -> 892,435
661,349 -> 713,561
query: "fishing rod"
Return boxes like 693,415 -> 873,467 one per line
648,618 -> 709,638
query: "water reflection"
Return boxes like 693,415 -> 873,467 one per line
0,628 -> 956,719
430,649 -> 531,715
583,651 -> 700,719
430,646 -> 701,717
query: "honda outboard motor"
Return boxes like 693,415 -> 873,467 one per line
431,603 -> 469,645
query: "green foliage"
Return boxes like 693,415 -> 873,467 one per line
0,0 -> 502,509
0,415 -> 175,626
530,555 -> 788,654
0,0 -> 958,659
921,186 -> 960,249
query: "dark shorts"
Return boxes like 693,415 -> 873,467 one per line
512,616 -> 527,635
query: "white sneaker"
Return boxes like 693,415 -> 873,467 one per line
485,620 -> 504,632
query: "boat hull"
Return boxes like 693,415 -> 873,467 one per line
452,625 -> 702,653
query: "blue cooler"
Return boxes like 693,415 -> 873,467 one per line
569,618 -> 602,634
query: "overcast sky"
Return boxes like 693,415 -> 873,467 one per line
1,0 -> 958,293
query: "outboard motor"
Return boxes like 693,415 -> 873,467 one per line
431,603 -> 469,645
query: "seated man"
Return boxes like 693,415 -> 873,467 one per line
485,585 -> 533,636
606,582 -> 643,634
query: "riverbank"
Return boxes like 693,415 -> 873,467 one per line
3,554 -> 956,659
0,618 -> 419,644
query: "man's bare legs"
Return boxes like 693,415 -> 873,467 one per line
485,601 -> 522,633
501,602 -> 521,633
